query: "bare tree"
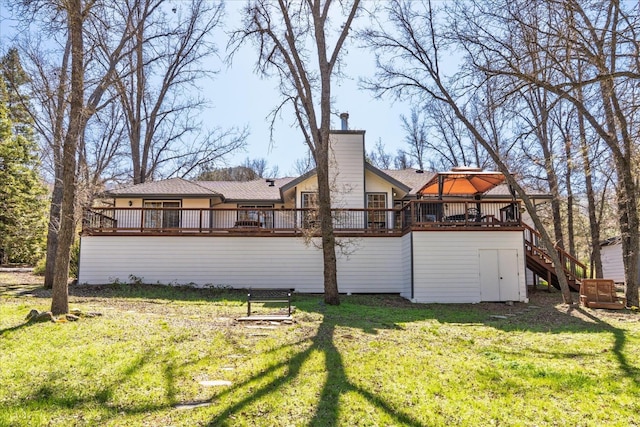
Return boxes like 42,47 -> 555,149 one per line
292,150 -> 316,175
393,149 -> 413,169
231,0 -> 361,305
13,0 -> 145,311
362,0 -> 575,303
17,34 -> 70,289
367,138 -> 392,169
112,0 -> 245,184
449,0 -> 640,305
400,107 -> 427,169
50,0 -> 84,315
404,98 -> 493,171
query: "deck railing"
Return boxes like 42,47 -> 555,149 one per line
82,200 -> 522,236
522,223 -> 587,281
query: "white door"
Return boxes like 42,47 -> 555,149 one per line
479,249 -> 519,301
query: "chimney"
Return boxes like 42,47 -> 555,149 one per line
340,112 -> 349,130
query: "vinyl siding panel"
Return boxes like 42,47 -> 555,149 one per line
329,133 -> 365,210
601,243 -> 627,283
364,171 -> 393,201
79,229 -> 527,303
400,233 -> 413,299
79,236 -> 403,293
411,231 -> 526,303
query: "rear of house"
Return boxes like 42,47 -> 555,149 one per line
79,118 -> 548,303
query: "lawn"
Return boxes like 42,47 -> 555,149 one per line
1,272 -> 639,426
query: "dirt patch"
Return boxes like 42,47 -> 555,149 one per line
0,271 -> 43,286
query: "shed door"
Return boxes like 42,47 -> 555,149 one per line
479,249 -> 519,301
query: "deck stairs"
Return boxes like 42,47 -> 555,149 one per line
523,224 -> 586,291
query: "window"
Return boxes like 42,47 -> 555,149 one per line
367,193 -> 387,228
238,204 -> 273,228
144,201 -> 181,229
301,192 -> 318,208
301,192 -> 319,228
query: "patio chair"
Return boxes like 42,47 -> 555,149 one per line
579,279 -> 625,310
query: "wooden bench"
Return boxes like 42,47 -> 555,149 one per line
247,289 -> 292,317
579,279 -> 625,310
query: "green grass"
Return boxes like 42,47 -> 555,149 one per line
1,280 -> 640,426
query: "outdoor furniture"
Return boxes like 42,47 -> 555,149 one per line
500,204 -> 518,223
247,289 -> 292,317
234,220 -> 261,228
445,208 -> 482,223
579,279 -> 625,309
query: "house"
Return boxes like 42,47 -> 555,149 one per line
600,236 -> 638,284
79,115 -> 583,303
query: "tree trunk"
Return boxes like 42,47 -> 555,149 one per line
598,72 -> 639,306
51,0 -> 84,316
618,168 -> 639,307
44,178 -> 62,289
564,136 -> 575,256
577,107 -> 602,278
316,145 -> 339,305
44,35 -> 71,289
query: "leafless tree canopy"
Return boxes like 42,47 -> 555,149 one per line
231,0 -> 362,305
363,0 -> 640,305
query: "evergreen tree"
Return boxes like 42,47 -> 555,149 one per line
0,78 -> 48,265
0,48 -> 32,136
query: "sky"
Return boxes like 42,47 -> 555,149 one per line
0,1 -> 412,177
208,1 -> 411,176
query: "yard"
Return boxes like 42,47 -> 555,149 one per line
1,271 -> 639,426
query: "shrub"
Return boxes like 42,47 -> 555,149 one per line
32,241 -> 80,278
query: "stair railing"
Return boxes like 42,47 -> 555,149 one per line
522,223 -> 587,282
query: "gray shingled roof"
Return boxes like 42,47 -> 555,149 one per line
198,177 -> 297,201
107,178 -> 221,197
105,170 -> 546,201
381,169 -> 436,195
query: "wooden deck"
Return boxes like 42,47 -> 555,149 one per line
82,200 -> 524,237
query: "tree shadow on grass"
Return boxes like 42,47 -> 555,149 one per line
1,346 -> 199,425
202,293 -> 640,426
567,305 -> 640,385
205,316 -> 425,427
0,320 -> 36,337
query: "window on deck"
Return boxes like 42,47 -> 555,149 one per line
143,201 -> 181,229
367,193 -> 387,228
301,192 -> 319,228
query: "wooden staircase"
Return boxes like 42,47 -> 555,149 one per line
523,224 -> 586,291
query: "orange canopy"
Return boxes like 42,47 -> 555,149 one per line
418,168 -> 506,196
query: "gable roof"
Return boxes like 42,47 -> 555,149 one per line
365,164 -> 412,193
105,169 -> 548,203
278,168 -> 318,196
107,177 -> 221,198
279,165 -> 417,197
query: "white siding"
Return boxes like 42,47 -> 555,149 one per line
79,230 -> 528,303
364,170 -> 394,198
329,133 -> 365,210
400,233 -> 413,299
79,236 -> 404,293
336,237 -> 405,293
411,231 -> 526,303
601,243 -> 626,283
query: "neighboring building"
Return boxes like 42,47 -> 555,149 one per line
79,116 -> 582,303
600,237 -> 638,284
